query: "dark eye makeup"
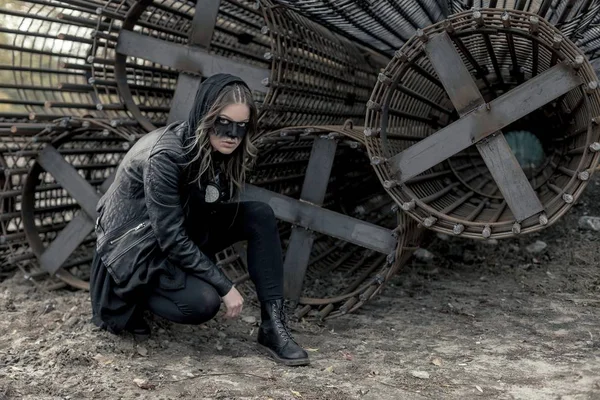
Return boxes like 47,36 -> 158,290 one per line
218,116 -> 248,126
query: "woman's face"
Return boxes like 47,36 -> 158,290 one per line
210,103 -> 250,155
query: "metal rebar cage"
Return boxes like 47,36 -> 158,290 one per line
365,9 -> 600,239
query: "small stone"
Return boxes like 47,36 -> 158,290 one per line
483,239 -> 498,245
578,216 -> 600,231
431,357 -> 442,366
414,248 -> 435,263
526,240 -> 547,254
411,370 -> 430,379
43,303 -> 55,314
65,316 -> 79,327
133,378 -> 155,390
242,316 -> 257,324
136,345 -> 148,357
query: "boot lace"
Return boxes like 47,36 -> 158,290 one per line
274,305 -> 294,342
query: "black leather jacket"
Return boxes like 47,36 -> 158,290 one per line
94,121 -> 233,296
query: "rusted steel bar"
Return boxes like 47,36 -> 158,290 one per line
502,14 -> 522,81
420,183 -> 461,204
451,35 -> 496,96
538,0 -> 552,17
481,31 -> 504,87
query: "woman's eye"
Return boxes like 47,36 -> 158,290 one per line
218,118 -> 230,125
237,122 -> 246,127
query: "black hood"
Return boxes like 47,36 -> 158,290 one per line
184,73 -> 248,147
181,73 -> 248,189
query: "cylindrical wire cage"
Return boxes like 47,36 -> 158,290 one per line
0,0 -> 386,290
220,124 -> 423,319
365,9 -> 600,240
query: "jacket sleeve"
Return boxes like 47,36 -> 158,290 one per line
143,149 -> 233,296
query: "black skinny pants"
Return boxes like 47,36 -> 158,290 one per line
145,201 -> 283,325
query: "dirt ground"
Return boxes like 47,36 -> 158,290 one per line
1,178 -> 600,400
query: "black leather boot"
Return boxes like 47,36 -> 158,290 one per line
257,299 -> 309,366
126,309 -> 150,341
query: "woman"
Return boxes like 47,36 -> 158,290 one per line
90,74 -> 309,366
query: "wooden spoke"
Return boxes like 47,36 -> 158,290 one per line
240,184 -> 397,255
476,134 -> 544,220
39,175 -> 114,275
423,32 -> 484,114
417,32 -> 544,220
36,147 -> 115,274
37,145 -> 101,219
282,229 -> 315,301
116,30 -> 268,93
389,33 -> 581,222
167,0 -> 220,124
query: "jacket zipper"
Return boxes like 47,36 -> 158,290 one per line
105,230 -> 153,269
110,222 -> 147,244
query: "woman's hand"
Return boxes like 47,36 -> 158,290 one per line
222,286 -> 244,318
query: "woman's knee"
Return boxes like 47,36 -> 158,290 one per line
153,278 -> 222,325
241,201 -> 276,230
183,287 -> 221,324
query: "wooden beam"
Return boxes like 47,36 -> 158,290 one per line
167,0 -> 221,123
422,32 -> 544,221
282,137 -> 337,301
37,145 -> 100,219
282,229 -> 315,300
188,0 -> 221,47
240,184 -> 397,255
116,30 -> 268,93
423,32 -> 484,115
389,62 -> 581,181
299,137 -> 337,205
476,134 -> 544,220
167,73 -> 203,123
39,174 -> 114,275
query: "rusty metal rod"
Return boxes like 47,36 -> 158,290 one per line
452,36 -> 496,96
420,182 -> 460,204
396,84 -> 453,114
441,191 -> 475,214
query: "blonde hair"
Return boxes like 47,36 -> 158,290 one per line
185,84 -> 258,196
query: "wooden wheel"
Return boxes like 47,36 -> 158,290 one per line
90,0 -> 386,133
20,119 -> 134,289
221,125 -> 424,319
365,9 -> 600,239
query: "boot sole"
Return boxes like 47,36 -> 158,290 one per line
257,344 -> 310,366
